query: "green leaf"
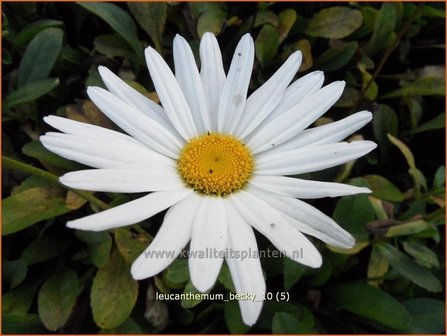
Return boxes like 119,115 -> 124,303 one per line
181,281 -> 204,308
284,258 -> 307,291
305,7 -> 363,39
14,19 -> 63,49
387,134 -> 427,194
376,242 -> 442,292
282,39 -> 313,72
358,52 -> 375,70
198,11 -> 227,38
154,275 -> 169,295
190,3 -> 227,37
277,9 -> 296,43
409,112 -> 445,134
385,220 -> 432,238
332,178 -> 376,241
402,298 -> 445,333
373,104 -> 398,159
367,245 -> 389,286
2,181 -> 70,235
91,250 -> 138,329
327,241 -> 369,255
114,227 -> 150,264
254,11 -> 279,28
2,314 -> 47,334
326,282 -> 411,330
164,258 -> 189,288
349,6 -> 378,39
224,300 -> 250,334
258,302 -> 316,332
255,24 -> 280,68
93,34 -> 134,59
76,230 -> 109,244
3,274 -> 46,316
76,231 -> 112,268
3,290 -> 31,315
257,2 -> 274,11
78,2 -> 142,61
359,67 -> 378,100
364,3 -> 397,56
128,2 -> 167,53
433,165 -> 445,189
12,175 -> 50,193
90,235 -> 112,267
38,268 -> 82,331
4,259 -> 27,289
334,87 -> 359,107
21,236 -> 69,265
421,4 -> 446,19
18,28 -> 63,87
364,175 -> 404,201
414,223 -> 441,242
406,97 -> 423,128
314,41 -> 358,72
3,281 -> 39,315
307,257 -> 332,286
399,199 -> 426,220
3,77 -> 60,110
272,312 -> 301,334
218,263 -> 235,292
387,134 -> 415,168
381,76 -> 445,98
370,197 -> 388,220
402,240 -> 439,268
22,140 -> 82,170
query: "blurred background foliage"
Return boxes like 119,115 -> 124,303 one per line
2,1 -> 445,334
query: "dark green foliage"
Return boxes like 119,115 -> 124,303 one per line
2,2 -> 445,334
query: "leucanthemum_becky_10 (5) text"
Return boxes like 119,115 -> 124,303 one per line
40,32 -> 376,326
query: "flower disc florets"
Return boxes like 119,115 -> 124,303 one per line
178,133 -> 254,196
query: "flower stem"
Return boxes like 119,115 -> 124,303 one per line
2,155 -> 110,210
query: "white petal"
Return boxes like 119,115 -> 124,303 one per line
189,197 -> 227,292
265,111 -> 373,155
87,86 -> 183,158
250,175 -> 371,199
67,188 -> 192,231
43,116 -> 174,168
255,71 -> 325,129
256,141 -> 377,176
44,115 -> 142,146
60,168 -> 184,193
40,132 -> 174,170
225,202 -> 265,326
97,66 -> 170,124
173,35 -> 210,134
131,193 -> 201,280
248,185 -> 354,248
217,34 -> 254,133
200,33 -> 226,132
235,51 -> 302,139
247,81 -> 345,154
273,70 -> 325,117
231,190 -> 322,268
145,46 -> 198,140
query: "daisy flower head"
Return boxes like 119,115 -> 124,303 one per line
41,32 -> 376,326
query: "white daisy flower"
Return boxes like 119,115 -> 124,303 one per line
41,33 -> 376,326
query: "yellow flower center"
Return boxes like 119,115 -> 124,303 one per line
178,133 -> 254,196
